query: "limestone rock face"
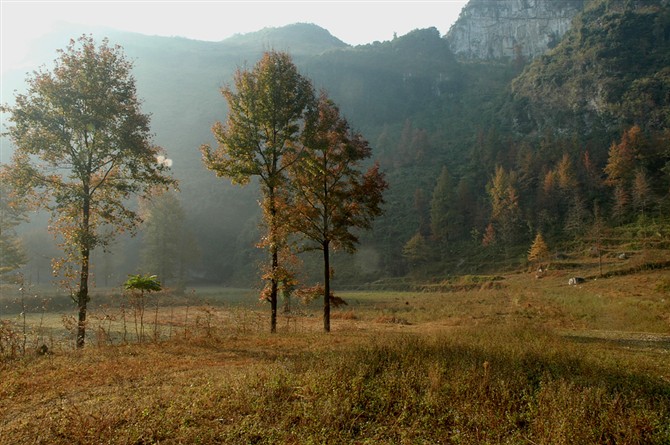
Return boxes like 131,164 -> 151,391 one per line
446,0 -> 586,60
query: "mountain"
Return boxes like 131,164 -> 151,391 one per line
447,0 -> 586,60
509,0 -> 670,135
223,23 -> 348,55
3,1 -> 670,286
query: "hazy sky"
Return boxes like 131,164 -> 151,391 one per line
1,1 -> 468,74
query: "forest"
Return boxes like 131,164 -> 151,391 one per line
0,0 -> 668,291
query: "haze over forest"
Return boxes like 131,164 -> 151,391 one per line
2,0 -> 670,291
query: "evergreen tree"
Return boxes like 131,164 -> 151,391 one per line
528,232 -> 550,266
604,126 -> 642,188
556,153 -> 577,191
482,222 -> 496,247
430,166 -> 454,244
564,192 -> 589,237
612,185 -> 631,224
413,188 -> 431,238
140,191 -> 199,292
632,168 -> 653,216
402,232 -> 431,269
488,166 -> 523,250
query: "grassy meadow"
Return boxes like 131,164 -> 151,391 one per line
1,249 -> 670,444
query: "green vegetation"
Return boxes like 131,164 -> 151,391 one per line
3,1 -> 669,287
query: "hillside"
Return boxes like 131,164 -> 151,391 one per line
2,0 -> 670,288
510,0 -> 670,135
2,5 -> 670,442
447,0 -> 586,60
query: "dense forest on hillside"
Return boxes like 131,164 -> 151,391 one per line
2,0 -> 670,290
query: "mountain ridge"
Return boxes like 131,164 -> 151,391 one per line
3,0 -> 670,285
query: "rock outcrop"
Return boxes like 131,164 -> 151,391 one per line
446,0 -> 586,60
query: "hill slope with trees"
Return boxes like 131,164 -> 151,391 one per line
3,0 -> 670,286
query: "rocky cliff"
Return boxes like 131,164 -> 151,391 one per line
446,0 -> 586,60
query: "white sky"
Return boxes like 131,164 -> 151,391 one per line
1,1 -> 467,74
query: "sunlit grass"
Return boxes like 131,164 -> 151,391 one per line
1,325 -> 668,444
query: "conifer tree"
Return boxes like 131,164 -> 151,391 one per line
556,153 -> 577,191
632,168 -> 652,216
564,192 -> 589,237
403,232 -> 430,269
414,188 -> 431,238
604,126 -> 642,187
488,166 -> 523,250
612,185 -> 631,224
528,232 -> 550,266
430,166 -> 454,244
482,222 -> 496,247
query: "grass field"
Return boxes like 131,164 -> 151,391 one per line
1,251 -> 669,444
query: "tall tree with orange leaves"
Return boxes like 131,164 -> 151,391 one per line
286,93 -> 387,332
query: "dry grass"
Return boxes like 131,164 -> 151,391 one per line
1,253 -> 670,444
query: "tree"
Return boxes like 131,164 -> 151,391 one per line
612,184 -> 631,224
0,181 -> 28,278
413,188 -> 431,238
200,51 -> 314,333
604,126 -> 642,187
487,166 -> 523,250
402,232 -> 430,269
556,153 -> 577,191
632,168 -> 653,216
482,222 -> 496,247
564,192 -> 589,237
603,127 -> 644,225
139,190 -> 199,292
1,35 -> 175,347
286,93 -> 386,332
430,166 -> 454,244
528,232 -> 550,266
589,201 -> 606,277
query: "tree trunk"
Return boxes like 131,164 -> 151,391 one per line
76,195 -> 91,349
270,244 -> 278,333
269,186 -> 278,333
323,240 -> 331,333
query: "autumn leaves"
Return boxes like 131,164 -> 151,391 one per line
201,51 -> 387,332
